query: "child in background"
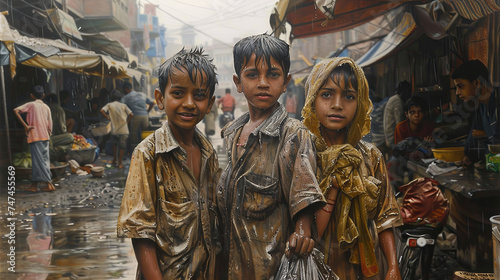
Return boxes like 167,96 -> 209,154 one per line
394,96 -> 435,145
216,34 -> 325,280
117,48 -> 220,279
13,85 -> 55,192
302,57 -> 403,280
100,90 -> 133,169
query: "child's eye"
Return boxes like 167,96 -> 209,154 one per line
245,72 -> 258,79
320,91 -> 332,98
171,90 -> 183,96
268,72 -> 281,78
345,94 -> 356,100
194,92 -> 208,99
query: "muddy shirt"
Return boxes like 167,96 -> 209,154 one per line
117,121 -> 220,280
217,105 -> 324,280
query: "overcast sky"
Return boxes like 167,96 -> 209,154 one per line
142,0 -> 277,46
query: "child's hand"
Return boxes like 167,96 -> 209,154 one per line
25,126 -> 34,136
287,232 -> 315,258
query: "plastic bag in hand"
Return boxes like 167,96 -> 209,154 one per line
275,248 -> 339,280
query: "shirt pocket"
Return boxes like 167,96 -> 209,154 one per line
242,173 -> 279,220
157,199 -> 198,256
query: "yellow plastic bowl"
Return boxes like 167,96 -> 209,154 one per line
431,147 -> 465,162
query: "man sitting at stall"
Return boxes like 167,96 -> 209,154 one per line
47,94 -> 74,162
394,96 -> 435,144
452,59 -> 500,168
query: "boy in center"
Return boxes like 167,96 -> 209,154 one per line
216,34 -> 325,279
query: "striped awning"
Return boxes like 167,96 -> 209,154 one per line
444,0 -> 500,21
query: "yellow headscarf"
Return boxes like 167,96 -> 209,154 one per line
302,57 -> 372,150
302,57 -> 379,277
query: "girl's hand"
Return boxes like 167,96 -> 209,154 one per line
287,232 -> 315,258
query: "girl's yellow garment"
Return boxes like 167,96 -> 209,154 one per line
302,57 -> 379,277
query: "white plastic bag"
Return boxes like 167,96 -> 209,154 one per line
275,248 -> 339,280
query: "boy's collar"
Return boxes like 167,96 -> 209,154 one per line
154,121 -> 213,156
222,104 -> 287,138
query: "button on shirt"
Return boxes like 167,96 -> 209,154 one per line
216,105 -> 325,280
117,122 -> 220,279
121,90 -> 154,116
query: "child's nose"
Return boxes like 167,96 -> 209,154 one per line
331,95 -> 342,109
183,95 -> 195,108
258,75 -> 269,87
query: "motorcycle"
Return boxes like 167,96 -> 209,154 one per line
219,111 -> 234,128
396,178 -> 450,280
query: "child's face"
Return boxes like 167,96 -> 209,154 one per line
314,75 -> 358,134
155,67 -> 215,132
233,54 -> 291,112
406,105 -> 424,126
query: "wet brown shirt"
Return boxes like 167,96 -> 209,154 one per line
217,105 -> 325,280
117,121 -> 220,280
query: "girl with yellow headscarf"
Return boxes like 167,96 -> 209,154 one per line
302,57 -> 403,280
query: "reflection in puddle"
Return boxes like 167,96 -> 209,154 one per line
1,191 -> 136,279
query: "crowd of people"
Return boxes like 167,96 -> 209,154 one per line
14,33 -> 499,279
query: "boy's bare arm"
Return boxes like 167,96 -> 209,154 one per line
132,238 -> 163,280
127,113 -> 133,123
100,109 -> 110,120
13,108 -> 33,135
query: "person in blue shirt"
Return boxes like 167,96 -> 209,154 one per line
120,82 -> 154,151
452,60 -> 500,168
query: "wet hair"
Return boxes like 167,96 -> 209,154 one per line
122,82 -> 132,90
225,88 -> 231,94
405,96 -> 427,112
157,47 -> 218,98
233,34 -> 290,79
451,59 -> 489,83
327,63 -> 358,92
110,90 -> 122,101
32,85 -> 44,99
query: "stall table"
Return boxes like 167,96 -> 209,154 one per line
407,160 -> 500,272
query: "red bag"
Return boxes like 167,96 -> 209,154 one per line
398,178 -> 449,228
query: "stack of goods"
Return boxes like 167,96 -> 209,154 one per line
71,134 -> 94,150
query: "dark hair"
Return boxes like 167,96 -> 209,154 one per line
327,63 -> 358,92
110,90 -> 122,101
451,59 -> 489,83
233,34 -> 290,78
47,94 -> 58,104
157,47 -> 218,98
32,85 -> 44,99
122,82 -> 132,90
405,96 -> 427,112
395,80 -> 411,103
225,88 -> 231,94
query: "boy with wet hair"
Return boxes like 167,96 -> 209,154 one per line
117,47 -> 220,279
216,34 -> 325,279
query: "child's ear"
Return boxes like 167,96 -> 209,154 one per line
206,95 -> 216,114
284,74 -> 292,89
154,88 -> 164,110
233,74 -> 243,93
